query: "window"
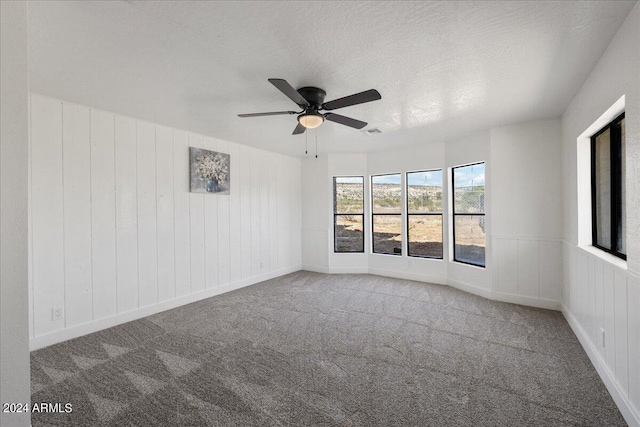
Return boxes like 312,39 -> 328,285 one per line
371,174 -> 402,255
591,113 -> 626,260
452,163 -> 485,267
333,176 -> 364,252
406,170 -> 443,258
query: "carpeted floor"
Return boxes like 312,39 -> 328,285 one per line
30,272 -> 626,426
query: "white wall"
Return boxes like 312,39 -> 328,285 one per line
490,120 -> 563,306
560,3 -> 640,425
301,120 -> 563,310
301,154 -> 330,271
1,2 -> 31,426
29,94 -> 302,349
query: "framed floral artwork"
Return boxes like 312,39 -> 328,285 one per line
189,147 -> 230,194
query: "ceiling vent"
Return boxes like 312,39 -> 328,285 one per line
363,128 -> 382,136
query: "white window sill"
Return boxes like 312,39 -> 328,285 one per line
578,245 -> 627,270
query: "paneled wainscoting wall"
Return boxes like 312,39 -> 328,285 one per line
492,236 -> 562,308
28,94 -> 302,349
562,242 -> 640,425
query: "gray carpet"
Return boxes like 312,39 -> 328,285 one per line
30,272 -> 626,426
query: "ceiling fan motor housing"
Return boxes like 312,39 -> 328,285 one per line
297,87 -> 326,109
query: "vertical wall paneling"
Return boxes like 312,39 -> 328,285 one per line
578,254 -> 588,323
31,96 -> 65,336
90,109 -> 117,320
250,149 -> 261,276
613,271 -> 628,394
29,97 -> 303,350
136,121 -> 158,307
603,264 -> 616,371
188,133 -> 205,293
216,139 -> 231,286
283,158 -> 292,267
173,129 -> 191,297
156,125 -> 175,302
62,103 -> 93,327
563,244 -> 639,424
517,240 -> 539,297
594,261 -> 605,356
114,115 -> 139,312
628,278 -> 640,414
587,257 -> 596,342
292,160 -> 302,266
203,137 -> 219,289
539,241 -> 562,301
268,155 -> 278,271
497,239 -> 518,294
240,145 -> 252,279
277,156 -> 287,270
259,152 -> 270,274
28,96 -> 34,338
227,142 -> 241,283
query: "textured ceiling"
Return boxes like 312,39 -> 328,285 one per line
28,1 -> 636,156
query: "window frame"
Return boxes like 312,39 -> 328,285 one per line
452,162 -> 486,268
371,173 -> 403,256
333,176 -> 365,253
590,112 -> 626,260
406,169 -> 443,259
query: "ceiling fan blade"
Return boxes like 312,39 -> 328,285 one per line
238,111 -> 297,118
322,89 -> 381,111
268,78 -> 310,107
292,123 -> 306,135
324,113 -> 367,129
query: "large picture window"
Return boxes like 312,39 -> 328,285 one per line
406,170 -> 443,258
452,163 -> 485,267
333,176 -> 364,253
371,174 -> 402,255
591,113 -> 626,260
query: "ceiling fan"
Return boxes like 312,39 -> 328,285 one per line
238,79 -> 381,135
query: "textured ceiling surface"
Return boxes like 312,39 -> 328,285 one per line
28,1 -> 636,156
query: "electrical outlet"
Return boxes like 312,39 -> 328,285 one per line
52,307 -> 64,321
600,327 -> 605,348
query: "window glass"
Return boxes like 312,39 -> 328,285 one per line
591,114 -> 625,259
453,163 -> 485,267
333,177 -> 364,253
453,163 -> 485,214
407,170 -> 443,259
407,170 -> 442,213
408,215 -> 443,258
372,174 -> 402,255
372,215 -> 402,254
372,174 -> 402,213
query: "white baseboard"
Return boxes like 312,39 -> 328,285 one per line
302,264 -> 330,274
30,265 -> 301,351
491,291 -> 560,310
368,268 -> 447,286
562,304 -> 640,427
328,267 -> 369,274
447,278 -> 493,299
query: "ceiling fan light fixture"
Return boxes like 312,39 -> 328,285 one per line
298,112 -> 324,129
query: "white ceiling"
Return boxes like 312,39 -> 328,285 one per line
28,1 -> 636,156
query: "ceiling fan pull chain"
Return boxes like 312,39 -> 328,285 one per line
315,131 -> 318,159
305,131 -> 308,155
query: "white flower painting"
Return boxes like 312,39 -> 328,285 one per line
189,147 -> 230,194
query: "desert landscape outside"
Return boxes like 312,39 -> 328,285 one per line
334,167 -> 486,265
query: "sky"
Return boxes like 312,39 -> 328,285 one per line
453,163 -> 485,187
